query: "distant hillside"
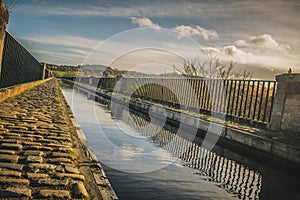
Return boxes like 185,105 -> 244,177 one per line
78,64 -> 107,72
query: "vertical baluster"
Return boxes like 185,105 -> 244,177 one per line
206,79 -> 211,110
238,80 -> 245,118
208,79 -> 213,111
253,81 -> 260,121
174,79 -> 178,105
197,79 -> 201,109
268,82 -> 277,123
193,79 -> 198,108
263,81 -> 271,122
188,79 -> 192,107
222,80 -> 228,114
235,80 -> 241,117
191,79 -> 195,107
212,79 -> 218,112
243,80 -> 250,118
247,81 -> 255,119
205,79 -> 210,110
184,79 -> 189,107
226,80 -> 232,115
257,81 -> 265,121
215,79 -> 222,113
230,80 -> 237,116
199,79 -> 205,109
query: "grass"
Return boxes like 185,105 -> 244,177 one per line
51,70 -> 78,77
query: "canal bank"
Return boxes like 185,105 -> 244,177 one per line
62,79 -> 300,166
0,78 -> 117,199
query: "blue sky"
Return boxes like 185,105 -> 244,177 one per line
4,0 -> 300,79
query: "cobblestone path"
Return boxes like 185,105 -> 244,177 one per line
0,79 -> 107,199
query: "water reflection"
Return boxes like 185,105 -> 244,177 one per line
117,108 -> 262,200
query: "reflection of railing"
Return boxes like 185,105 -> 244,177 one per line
0,31 -> 51,88
121,109 -> 262,200
64,76 -> 276,126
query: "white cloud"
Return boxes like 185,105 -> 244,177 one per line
234,39 -> 249,47
235,34 -> 290,54
173,25 -> 219,40
130,18 -> 218,41
199,46 -> 252,64
222,45 -> 252,63
200,47 -> 220,55
131,17 -> 160,29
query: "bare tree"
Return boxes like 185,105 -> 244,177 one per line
177,53 -> 252,80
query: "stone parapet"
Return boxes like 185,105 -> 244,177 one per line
271,73 -> 300,132
0,78 -> 53,102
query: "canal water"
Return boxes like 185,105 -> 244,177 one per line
61,85 -> 299,200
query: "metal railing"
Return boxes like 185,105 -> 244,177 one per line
64,76 -> 277,126
119,78 -> 277,125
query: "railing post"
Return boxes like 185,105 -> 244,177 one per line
42,63 -> 46,80
89,76 -> 93,85
271,73 -> 300,132
0,0 -> 9,76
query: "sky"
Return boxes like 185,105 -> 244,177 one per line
3,0 -> 300,79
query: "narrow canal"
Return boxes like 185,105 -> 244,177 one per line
60,84 -> 299,200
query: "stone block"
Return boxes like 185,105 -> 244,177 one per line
27,155 -> 43,163
65,165 -> 80,174
0,154 -> 19,163
72,182 -> 88,198
38,189 -> 70,199
0,149 -> 15,154
38,178 -> 69,186
0,169 -> 22,177
28,163 -> 57,170
0,143 -> 22,150
26,173 -> 49,179
1,187 -> 32,198
23,150 -> 44,156
0,177 -> 29,186
0,162 -> 23,170
56,173 -> 85,181
47,157 -> 72,164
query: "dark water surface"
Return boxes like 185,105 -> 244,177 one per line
61,85 -> 299,200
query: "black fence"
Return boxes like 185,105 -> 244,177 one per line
118,78 -> 277,125
0,31 -> 50,88
63,76 -> 277,126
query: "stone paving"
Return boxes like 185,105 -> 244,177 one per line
0,79 -> 113,199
